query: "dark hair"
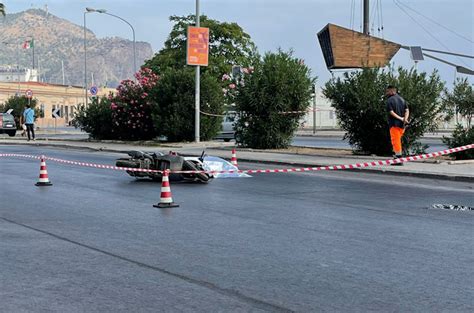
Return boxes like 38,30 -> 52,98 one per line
26,104 -> 31,108
386,85 -> 397,90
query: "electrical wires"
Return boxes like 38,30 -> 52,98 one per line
393,0 -> 471,68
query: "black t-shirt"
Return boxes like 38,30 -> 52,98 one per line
386,94 -> 408,128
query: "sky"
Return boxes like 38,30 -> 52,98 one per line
3,0 -> 473,88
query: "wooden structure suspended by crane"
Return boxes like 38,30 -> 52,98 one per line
317,23 -> 401,70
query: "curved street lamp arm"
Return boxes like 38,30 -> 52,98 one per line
102,12 -> 137,75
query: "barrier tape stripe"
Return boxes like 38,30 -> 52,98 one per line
0,144 -> 472,175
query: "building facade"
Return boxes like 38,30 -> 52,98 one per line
0,81 -> 114,128
300,87 -> 339,130
0,67 -> 38,83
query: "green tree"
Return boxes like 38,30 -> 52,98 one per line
234,49 -> 315,149
0,3 -> 5,16
324,67 -> 445,155
442,78 -> 473,129
0,96 -> 38,128
144,15 -> 258,78
73,96 -> 115,140
441,78 -> 474,160
150,68 -> 224,142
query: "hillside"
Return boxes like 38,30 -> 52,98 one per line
0,9 -> 154,87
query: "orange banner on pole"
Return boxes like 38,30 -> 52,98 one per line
187,27 -> 209,66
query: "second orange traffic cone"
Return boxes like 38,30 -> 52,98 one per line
231,148 -> 238,168
153,170 -> 179,208
35,156 -> 53,186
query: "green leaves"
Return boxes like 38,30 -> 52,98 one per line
73,96 -> 115,140
151,68 -> 224,142
142,14 -> 256,142
144,14 -> 257,78
441,79 -> 473,160
324,67 -> 445,155
235,50 -> 315,149
0,96 -> 38,129
442,78 -> 473,129
442,124 -> 474,160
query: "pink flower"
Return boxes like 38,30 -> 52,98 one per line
229,83 -> 236,89
222,74 -> 231,81
111,103 -> 118,110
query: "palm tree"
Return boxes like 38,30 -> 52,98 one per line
0,3 -> 5,16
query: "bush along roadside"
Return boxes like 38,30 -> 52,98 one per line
324,67 -> 445,156
442,124 -> 474,160
234,49 -> 315,149
441,78 -> 473,160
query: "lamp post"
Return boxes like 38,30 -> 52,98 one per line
86,7 -> 137,76
195,0 -> 200,143
83,9 -> 92,106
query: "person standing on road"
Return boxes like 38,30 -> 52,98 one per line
385,85 -> 409,164
22,104 -> 36,141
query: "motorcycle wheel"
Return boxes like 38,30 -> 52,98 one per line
116,159 -> 140,168
182,160 -> 210,182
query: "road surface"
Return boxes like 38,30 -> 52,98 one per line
1,145 -> 472,312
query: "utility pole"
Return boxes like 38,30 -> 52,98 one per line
194,0 -> 200,143
61,60 -> 65,85
363,0 -> 369,35
32,37 -> 35,69
312,85 -> 317,134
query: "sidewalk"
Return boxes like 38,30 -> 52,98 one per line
1,137 -> 472,182
296,129 -> 452,139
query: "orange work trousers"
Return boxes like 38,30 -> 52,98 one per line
390,127 -> 405,154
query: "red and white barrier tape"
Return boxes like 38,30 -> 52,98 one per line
0,153 -> 162,174
0,144 -> 472,175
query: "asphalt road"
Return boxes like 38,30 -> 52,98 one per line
1,145 -> 473,312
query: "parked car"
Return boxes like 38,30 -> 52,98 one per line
214,111 -> 238,142
0,113 -> 17,137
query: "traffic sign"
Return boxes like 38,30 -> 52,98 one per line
90,86 -> 98,96
25,89 -> 33,98
52,108 -> 61,119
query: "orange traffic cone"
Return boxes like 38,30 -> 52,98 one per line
153,170 -> 179,208
35,156 -> 52,186
231,148 -> 238,168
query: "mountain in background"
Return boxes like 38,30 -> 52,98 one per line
0,8 -> 154,87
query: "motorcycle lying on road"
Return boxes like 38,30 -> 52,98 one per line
115,150 -> 212,183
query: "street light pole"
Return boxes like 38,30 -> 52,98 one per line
195,0 -> 200,143
102,12 -> 136,75
83,10 -> 90,106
